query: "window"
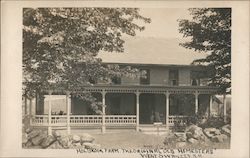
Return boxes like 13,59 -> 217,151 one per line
169,70 -> 179,86
140,69 -> 150,85
191,71 -> 204,86
89,77 -> 97,84
191,79 -> 199,86
111,76 -> 121,85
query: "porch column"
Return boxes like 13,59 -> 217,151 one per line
101,90 -> 106,133
29,98 -> 33,125
136,91 -> 140,132
195,91 -> 199,114
29,98 -> 33,115
223,94 -> 227,122
66,91 -> 71,134
209,95 -> 213,117
48,90 -> 52,136
24,97 -> 28,115
165,92 -> 170,130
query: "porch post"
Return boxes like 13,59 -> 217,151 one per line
209,95 -> 213,117
165,91 -> 169,130
29,98 -> 32,115
223,94 -> 227,122
102,90 -> 106,133
24,96 -> 28,115
136,91 -> 140,132
29,98 -> 33,125
66,91 -> 71,134
48,90 -> 52,136
195,91 -> 199,114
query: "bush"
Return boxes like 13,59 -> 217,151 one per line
172,121 -> 187,132
187,114 -> 226,129
172,114 -> 229,133
186,114 -> 204,125
200,116 -> 226,129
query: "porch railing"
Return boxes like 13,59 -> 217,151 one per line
31,115 -> 136,126
32,115 -> 48,125
168,115 -> 207,126
51,115 -> 67,125
70,115 -> 102,125
105,115 -> 136,125
31,115 -> 203,127
168,115 -> 189,125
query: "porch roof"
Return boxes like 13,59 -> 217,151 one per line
41,84 -> 219,95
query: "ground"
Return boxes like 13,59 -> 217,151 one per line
92,131 -> 165,148
82,131 -> 230,149
23,127 -> 230,149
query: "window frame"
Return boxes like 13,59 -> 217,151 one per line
169,69 -> 179,86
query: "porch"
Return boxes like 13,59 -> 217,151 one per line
24,85 -> 220,135
31,115 -> 192,127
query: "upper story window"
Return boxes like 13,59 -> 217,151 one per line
191,79 -> 199,86
140,69 -> 150,85
111,76 -> 121,85
89,77 -> 97,84
191,70 -> 204,86
169,70 -> 179,86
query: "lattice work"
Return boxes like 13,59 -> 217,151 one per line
138,89 -> 166,94
198,90 -> 217,94
84,88 -> 103,93
105,89 -> 137,93
168,90 -> 196,94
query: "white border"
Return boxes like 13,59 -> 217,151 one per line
1,1 -> 249,158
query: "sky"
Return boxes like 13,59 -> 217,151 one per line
135,8 -> 192,39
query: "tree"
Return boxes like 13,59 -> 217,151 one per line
23,8 -> 150,113
178,8 -> 231,94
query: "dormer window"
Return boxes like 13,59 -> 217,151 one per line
169,70 -> 179,86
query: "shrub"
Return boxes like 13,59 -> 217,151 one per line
199,116 -> 226,129
172,121 -> 187,132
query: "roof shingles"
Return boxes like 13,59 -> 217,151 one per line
98,37 -> 207,65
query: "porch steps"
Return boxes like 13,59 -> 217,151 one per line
51,126 -> 67,130
139,125 -> 168,135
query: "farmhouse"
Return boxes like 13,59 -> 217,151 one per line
23,37 -> 227,135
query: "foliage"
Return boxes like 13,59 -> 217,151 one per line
23,8 -> 150,112
199,116 -> 226,129
186,114 -> 204,125
178,8 -> 231,94
185,113 -> 226,129
71,92 -> 103,115
173,114 -> 226,132
172,121 -> 187,132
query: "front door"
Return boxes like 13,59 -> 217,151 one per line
139,94 -> 155,124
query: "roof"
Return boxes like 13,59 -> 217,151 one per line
102,62 -> 208,69
98,37 -> 207,65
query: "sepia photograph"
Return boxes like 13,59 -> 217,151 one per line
0,1 -> 249,158
22,7 -> 231,150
